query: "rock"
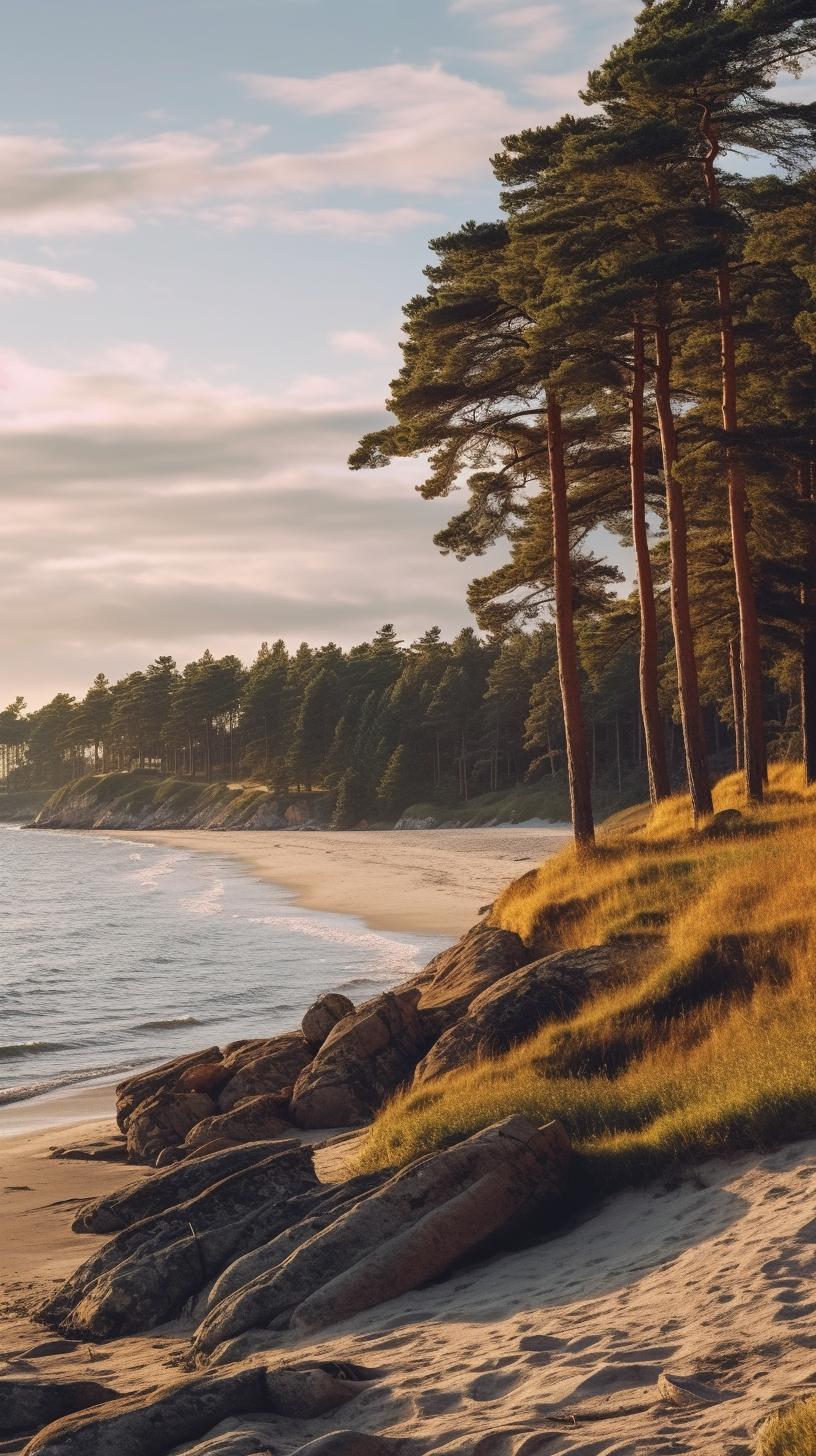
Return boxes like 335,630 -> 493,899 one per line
290,1118 -> 571,1337
0,1379 -> 119,1437
409,923 -> 534,1039
21,1365 -> 266,1456
205,1171 -> 391,1316
155,1146 -> 186,1168
49,1139 -> 127,1163
301,994 -> 355,1050
116,1048 -> 223,1132
290,1435 -> 400,1456
656,1372 -> 730,1406
194,1115 -> 569,1356
126,1092 -> 218,1165
40,1147 -> 320,1339
21,1361 -> 368,1456
176,1063 -> 232,1097
184,1097 -> 291,1152
289,989 -> 428,1129
413,946 -> 619,1085
72,1141 -> 296,1235
217,1034 -> 314,1114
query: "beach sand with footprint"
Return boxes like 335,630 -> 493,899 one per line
5,1122 -> 816,1452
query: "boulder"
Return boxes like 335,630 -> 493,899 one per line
176,1063 -> 232,1097
116,1048 -> 223,1132
217,1033 -> 313,1114
40,1146 -> 320,1339
413,945 -> 620,1085
409,924 -> 534,1039
183,1097 -> 291,1151
289,989 -> 428,1129
21,1361 -> 369,1456
290,1118 -> 571,1336
194,1116 -> 569,1356
205,1171 -> 391,1315
72,1140 -> 294,1235
301,994 -> 355,1050
0,1380 -> 119,1438
126,1091 -> 218,1165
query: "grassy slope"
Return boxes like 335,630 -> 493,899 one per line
358,764 -> 816,1203
757,1396 -> 816,1454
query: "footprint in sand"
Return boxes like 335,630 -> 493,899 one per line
467,1369 -> 524,1401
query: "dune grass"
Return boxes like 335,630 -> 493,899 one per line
357,764 -> 816,1196
755,1396 -> 816,1455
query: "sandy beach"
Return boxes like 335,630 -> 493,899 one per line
5,827 -> 815,1453
4,1113 -> 816,1452
125,826 -> 572,935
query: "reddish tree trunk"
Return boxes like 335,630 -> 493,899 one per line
547,392 -> 595,848
729,636 -> 744,773
631,323 -> 671,804
654,325 -> 713,821
800,461 -> 816,785
701,109 -> 765,801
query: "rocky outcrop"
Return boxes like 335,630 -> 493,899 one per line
33,774 -> 325,834
289,989 -> 429,1129
0,1380 -> 119,1439
39,1146 -> 320,1338
21,1359 -> 372,1456
408,923 -> 534,1039
72,1140 -> 294,1235
217,1033 -> 313,1113
116,1049 -> 225,1133
413,945 -> 621,1085
182,1096 -> 293,1152
195,1116 -> 570,1356
126,1091 -> 218,1164
302,994 -> 355,1050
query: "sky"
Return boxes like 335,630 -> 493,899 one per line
0,0 -> 736,706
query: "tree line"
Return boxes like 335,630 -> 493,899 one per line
351,0 -> 816,844
0,609 -> 772,825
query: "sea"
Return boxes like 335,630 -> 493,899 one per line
0,822 -> 451,1113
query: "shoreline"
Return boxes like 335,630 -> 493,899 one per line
106,824 -> 572,935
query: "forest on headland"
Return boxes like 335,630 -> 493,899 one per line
5,0 -> 816,841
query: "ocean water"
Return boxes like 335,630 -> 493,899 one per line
0,823 -> 451,1108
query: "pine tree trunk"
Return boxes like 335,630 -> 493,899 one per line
729,636 -> 744,772
631,323 -> 671,804
546,392 -> 594,847
653,325 -> 713,821
701,110 -> 765,801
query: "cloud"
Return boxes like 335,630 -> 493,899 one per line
0,66 -> 533,238
0,346 -> 482,703
0,257 -> 95,294
448,1 -> 569,66
330,330 -> 393,359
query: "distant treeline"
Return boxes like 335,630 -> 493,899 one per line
0,612 -> 799,826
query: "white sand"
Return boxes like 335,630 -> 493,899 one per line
125,826 -> 573,935
4,1123 -> 816,1452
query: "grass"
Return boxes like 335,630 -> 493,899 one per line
356,763 -> 816,1200
756,1396 -> 816,1454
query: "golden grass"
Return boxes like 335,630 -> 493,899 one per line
357,764 -> 816,1191
755,1395 -> 816,1455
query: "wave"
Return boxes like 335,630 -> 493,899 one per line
0,1059 -> 146,1106
133,1016 -> 203,1031
0,1041 -> 68,1061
